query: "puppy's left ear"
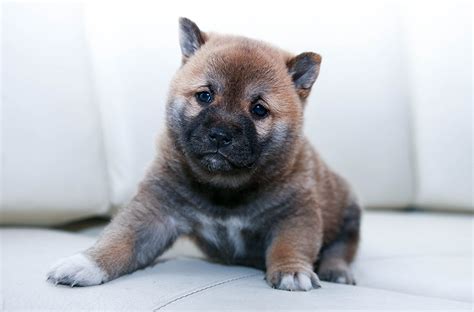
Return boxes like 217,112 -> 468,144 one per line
287,52 -> 322,100
179,17 -> 207,63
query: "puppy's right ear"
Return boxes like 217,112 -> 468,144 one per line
179,17 -> 206,62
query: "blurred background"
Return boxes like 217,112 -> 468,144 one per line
1,0 -> 472,224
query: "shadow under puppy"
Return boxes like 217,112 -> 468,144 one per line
47,18 -> 361,291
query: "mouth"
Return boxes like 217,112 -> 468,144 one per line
199,152 -> 234,173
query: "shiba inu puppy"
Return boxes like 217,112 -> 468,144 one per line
47,18 -> 361,291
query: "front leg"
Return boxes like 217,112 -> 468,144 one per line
47,183 -> 180,286
265,206 -> 323,291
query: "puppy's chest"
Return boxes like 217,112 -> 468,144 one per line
192,214 -> 267,268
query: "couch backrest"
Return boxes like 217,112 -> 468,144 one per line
2,1 -> 472,225
2,3 -> 110,225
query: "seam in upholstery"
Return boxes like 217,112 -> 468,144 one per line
80,4 -> 114,216
152,273 -> 262,311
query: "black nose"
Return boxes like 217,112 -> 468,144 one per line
208,127 -> 232,147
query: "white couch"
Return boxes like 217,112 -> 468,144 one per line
1,1 -> 472,311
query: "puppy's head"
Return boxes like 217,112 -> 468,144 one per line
166,18 -> 321,188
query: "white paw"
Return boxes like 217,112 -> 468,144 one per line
267,271 -> 322,291
47,253 -> 107,287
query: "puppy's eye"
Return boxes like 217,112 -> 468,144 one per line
196,91 -> 213,104
251,103 -> 269,118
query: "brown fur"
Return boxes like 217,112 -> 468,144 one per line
48,18 -> 361,291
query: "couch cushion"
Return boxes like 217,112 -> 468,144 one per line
1,211 -> 472,311
1,228 -> 470,311
1,2 -> 110,225
399,1 -> 472,212
354,211 -> 473,302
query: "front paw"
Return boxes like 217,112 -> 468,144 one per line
47,253 -> 108,287
266,269 -> 321,291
